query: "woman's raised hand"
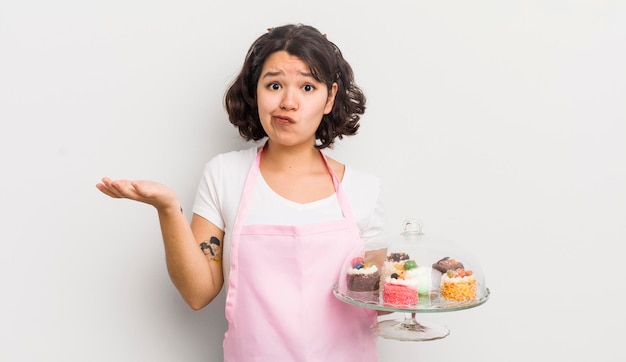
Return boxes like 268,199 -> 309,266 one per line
96,177 -> 179,212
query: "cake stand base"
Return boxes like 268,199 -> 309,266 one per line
371,313 -> 450,341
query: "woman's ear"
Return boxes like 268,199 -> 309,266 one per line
324,82 -> 338,114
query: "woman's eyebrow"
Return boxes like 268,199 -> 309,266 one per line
260,70 -> 283,79
260,70 -> 314,79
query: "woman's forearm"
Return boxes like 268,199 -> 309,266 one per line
157,206 -> 222,310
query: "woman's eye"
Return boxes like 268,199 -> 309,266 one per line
303,84 -> 315,92
269,83 -> 281,90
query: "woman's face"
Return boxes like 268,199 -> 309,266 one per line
256,51 -> 337,148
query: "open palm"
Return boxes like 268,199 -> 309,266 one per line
96,177 -> 178,211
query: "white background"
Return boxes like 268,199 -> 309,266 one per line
1,1 -> 625,361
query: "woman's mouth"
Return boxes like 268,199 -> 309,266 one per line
273,115 -> 294,125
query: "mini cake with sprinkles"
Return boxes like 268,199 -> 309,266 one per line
440,268 -> 477,301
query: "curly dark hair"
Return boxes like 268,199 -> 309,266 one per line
224,24 -> 366,149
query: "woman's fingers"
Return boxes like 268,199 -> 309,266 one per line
96,182 -> 119,198
96,178 -> 176,211
97,177 -> 137,200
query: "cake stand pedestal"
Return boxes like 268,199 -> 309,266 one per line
333,286 -> 490,342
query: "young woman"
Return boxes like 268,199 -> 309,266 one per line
97,24 -> 385,361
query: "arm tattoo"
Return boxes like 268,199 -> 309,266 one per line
200,236 -> 222,264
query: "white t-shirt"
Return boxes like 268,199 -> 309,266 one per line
192,146 -> 385,284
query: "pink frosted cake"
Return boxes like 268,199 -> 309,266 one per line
383,278 -> 419,305
382,259 -> 419,306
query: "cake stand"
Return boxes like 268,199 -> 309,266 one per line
333,285 -> 490,341
335,219 -> 490,342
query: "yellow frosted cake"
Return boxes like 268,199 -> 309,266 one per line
439,268 -> 477,301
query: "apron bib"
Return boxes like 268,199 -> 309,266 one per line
223,145 -> 377,362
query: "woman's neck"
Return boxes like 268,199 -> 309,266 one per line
261,141 -> 323,175
258,140 -> 338,203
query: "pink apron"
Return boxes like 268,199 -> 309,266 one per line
223,146 -> 378,361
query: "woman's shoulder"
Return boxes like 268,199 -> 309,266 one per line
213,145 -> 258,162
344,163 -> 379,183
342,164 -> 384,235
323,153 -> 379,187
205,145 -> 259,168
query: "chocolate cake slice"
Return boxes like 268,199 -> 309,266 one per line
432,257 -> 464,273
387,252 -> 410,262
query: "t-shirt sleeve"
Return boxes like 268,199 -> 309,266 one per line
344,166 -> 386,250
361,183 -> 386,250
192,147 -> 257,232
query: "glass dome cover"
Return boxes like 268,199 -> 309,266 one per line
334,218 -> 490,341
336,219 -> 489,311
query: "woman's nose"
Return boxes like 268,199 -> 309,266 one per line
279,90 -> 298,111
